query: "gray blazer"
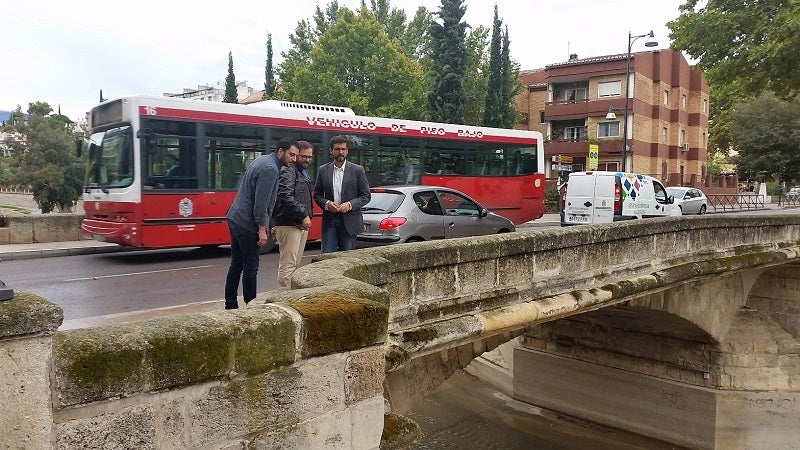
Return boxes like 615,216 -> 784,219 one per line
313,161 -> 371,237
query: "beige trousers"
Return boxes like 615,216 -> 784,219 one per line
273,225 -> 309,288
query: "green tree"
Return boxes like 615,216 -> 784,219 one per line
221,52 -> 241,188
263,33 -> 276,100
276,19 -> 315,100
483,6 -> 503,127
461,26 -> 490,125
427,0 -> 467,124
729,94 -> 800,181
668,0 -> 800,153
499,26 -> 522,128
223,51 -> 238,104
293,8 -> 425,119
9,102 -> 82,213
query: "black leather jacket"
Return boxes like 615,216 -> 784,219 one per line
272,163 -> 313,227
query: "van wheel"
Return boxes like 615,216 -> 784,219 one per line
698,205 -> 706,215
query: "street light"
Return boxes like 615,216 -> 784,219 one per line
618,30 -> 658,172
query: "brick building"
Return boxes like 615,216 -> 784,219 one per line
516,49 -> 710,187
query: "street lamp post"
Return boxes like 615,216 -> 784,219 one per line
620,30 -> 658,172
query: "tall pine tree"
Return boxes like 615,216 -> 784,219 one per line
483,6 -> 503,127
221,51 -> 240,188
427,0 -> 467,124
224,51 -> 238,104
499,25 -> 520,128
263,34 -> 276,100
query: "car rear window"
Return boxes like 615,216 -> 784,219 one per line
363,190 -> 404,213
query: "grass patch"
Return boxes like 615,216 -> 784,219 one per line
0,205 -> 32,214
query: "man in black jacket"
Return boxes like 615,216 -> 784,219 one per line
272,141 -> 314,288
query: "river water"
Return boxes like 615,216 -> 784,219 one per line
406,370 -> 687,450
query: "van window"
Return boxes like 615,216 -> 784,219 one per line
654,182 -> 669,203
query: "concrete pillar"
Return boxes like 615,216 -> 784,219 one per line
0,292 -> 63,449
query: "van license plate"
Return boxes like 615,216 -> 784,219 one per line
566,214 -> 589,223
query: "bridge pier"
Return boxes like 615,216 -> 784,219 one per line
509,267 -> 800,450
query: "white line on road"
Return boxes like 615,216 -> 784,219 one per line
64,265 -> 217,282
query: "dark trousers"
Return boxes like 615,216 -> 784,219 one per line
224,219 -> 260,309
321,215 -> 356,253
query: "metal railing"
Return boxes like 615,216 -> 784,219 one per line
706,194 -> 765,212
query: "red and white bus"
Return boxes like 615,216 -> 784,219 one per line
81,95 -> 544,250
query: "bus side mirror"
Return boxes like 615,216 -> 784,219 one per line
137,129 -> 157,152
88,142 -> 99,160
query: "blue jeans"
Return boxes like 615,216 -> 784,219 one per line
321,215 -> 356,253
224,219 -> 260,309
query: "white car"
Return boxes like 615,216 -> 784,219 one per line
666,187 -> 708,215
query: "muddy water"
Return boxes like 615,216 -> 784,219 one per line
406,370 -> 687,450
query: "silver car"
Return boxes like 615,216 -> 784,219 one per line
357,185 -> 515,244
666,186 -> 708,215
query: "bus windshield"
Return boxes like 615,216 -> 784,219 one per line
84,125 -> 134,189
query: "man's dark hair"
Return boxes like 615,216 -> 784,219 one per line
297,140 -> 313,151
276,137 -> 299,152
329,135 -> 348,149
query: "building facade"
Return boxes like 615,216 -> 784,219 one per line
516,49 -> 709,186
163,82 -> 256,103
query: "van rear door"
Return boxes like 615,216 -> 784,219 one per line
563,172 -> 616,224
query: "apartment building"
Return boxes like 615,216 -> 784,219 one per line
163,81 -> 256,103
516,49 -> 709,186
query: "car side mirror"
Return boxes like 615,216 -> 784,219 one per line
479,208 -> 489,217
668,195 -> 675,204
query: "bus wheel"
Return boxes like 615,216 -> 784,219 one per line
259,236 -> 277,254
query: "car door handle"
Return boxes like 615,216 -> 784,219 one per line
448,222 -> 455,228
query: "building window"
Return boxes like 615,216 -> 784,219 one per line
598,81 -> 621,98
539,110 -> 545,124
662,127 -> 668,143
599,161 -> 619,172
598,122 -> 620,138
661,161 -> 667,180
703,98 -> 708,113
663,90 -> 669,105
679,129 -> 686,146
565,88 -> 587,102
702,132 -> 706,148
681,94 -> 687,109
564,126 -> 587,140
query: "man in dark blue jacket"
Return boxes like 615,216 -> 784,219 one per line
224,137 -> 298,309
272,140 -> 314,288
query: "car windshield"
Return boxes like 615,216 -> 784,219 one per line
666,188 -> 686,198
363,191 -> 405,213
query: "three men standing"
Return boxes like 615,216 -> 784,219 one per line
224,138 -> 298,309
314,135 -> 371,253
272,141 -> 314,288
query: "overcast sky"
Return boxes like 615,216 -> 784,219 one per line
1,0 -> 687,121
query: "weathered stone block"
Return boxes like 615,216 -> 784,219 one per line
0,291 -> 63,339
344,347 -> 385,406
56,404 -> 156,450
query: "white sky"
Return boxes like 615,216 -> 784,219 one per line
1,0 -> 687,121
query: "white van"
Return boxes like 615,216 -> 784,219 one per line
560,171 -> 678,226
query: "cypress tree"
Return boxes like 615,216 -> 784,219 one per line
263,34 -> 276,100
499,25 -> 518,128
427,0 -> 467,124
483,6 -> 503,127
224,51 -> 238,104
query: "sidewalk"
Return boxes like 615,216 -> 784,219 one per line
0,239 -> 126,261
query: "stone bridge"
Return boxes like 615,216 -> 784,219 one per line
1,215 -> 799,449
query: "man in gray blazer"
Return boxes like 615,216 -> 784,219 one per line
313,135 -> 371,253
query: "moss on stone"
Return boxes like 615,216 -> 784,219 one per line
401,327 -> 438,344
380,413 -> 421,450
384,344 -> 411,372
288,292 -> 388,357
0,291 -> 63,338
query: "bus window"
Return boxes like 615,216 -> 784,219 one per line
267,128 -> 325,181
141,119 -> 198,190
376,136 -> 420,185
205,124 -> 265,190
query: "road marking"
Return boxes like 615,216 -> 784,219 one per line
64,265 -> 217,282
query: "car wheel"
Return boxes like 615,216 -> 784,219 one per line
698,204 -> 706,215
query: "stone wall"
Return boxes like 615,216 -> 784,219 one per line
0,291 -> 388,449
0,213 -> 83,243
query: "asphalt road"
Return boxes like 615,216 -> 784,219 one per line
2,207 -> 797,323
1,244 -> 320,321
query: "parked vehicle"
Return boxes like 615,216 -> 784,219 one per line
357,186 -> 515,244
786,187 -> 800,199
560,171 -> 678,226
666,187 -> 708,215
